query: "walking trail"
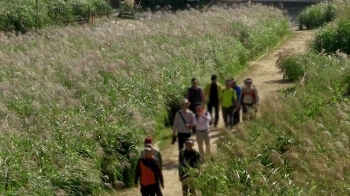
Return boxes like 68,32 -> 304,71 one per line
115,30 -> 314,196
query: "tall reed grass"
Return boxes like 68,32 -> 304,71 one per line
197,51 -> 350,196
0,4 -> 289,195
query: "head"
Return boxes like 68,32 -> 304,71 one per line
244,78 -> 253,87
185,138 -> 194,151
225,79 -> 231,88
195,102 -> 203,114
181,99 -> 191,110
211,75 -> 217,83
191,78 -> 197,88
231,78 -> 237,87
144,137 -> 153,146
144,144 -> 153,158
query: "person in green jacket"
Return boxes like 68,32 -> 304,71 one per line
204,75 -> 223,128
220,79 -> 239,129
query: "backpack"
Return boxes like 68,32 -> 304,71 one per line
242,86 -> 256,103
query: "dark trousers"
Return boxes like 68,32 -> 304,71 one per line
207,102 -> 219,126
141,184 -> 158,196
222,106 -> 233,128
233,107 -> 240,126
178,132 -> 192,151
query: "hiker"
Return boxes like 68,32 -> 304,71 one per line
135,146 -> 164,196
240,78 -> 260,121
186,78 -> 205,134
178,138 -> 202,196
172,99 -> 197,151
141,137 -> 163,169
221,80 -> 239,129
194,102 -> 211,157
204,75 -> 222,128
230,78 -> 242,126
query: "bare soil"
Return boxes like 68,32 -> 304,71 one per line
114,30 -> 314,196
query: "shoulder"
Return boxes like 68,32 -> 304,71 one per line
187,110 -> 194,115
153,148 -> 160,153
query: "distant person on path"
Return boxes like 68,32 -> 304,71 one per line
194,102 -> 211,157
221,80 -> 239,129
204,75 -> 222,128
186,78 -> 205,134
240,78 -> 260,121
141,137 -> 163,169
230,78 -> 242,126
173,99 -> 197,151
135,146 -> 164,196
178,138 -> 202,196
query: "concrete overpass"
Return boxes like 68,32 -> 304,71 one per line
213,0 -> 327,26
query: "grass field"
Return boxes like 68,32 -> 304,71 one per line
196,1 -> 350,195
0,4 -> 289,195
0,0 -> 112,33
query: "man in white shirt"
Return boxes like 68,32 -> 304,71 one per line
194,102 -> 212,157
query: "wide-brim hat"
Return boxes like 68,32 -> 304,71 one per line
182,99 -> 191,106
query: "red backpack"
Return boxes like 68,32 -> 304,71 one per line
242,86 -> 256,103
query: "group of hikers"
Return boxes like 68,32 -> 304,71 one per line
134,75 -> 260,196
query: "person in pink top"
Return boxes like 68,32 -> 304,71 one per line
194,102 -> 212,157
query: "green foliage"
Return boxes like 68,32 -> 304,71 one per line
298,2 -> 336,30
313,19 -> 350,54
0,0 -> 112,33
0,4 -> 288,195
197,51 -> 350,195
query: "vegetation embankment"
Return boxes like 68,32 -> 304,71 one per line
0,0 -> 112,33
0,4 -> 289,195
196,1 -> 350,195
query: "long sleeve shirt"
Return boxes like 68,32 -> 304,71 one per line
134,157 -> 164,187
204,82 -> 223,103
178,149 -> 201,178
186,87 -> 204,104
172,109 -> 197,134
195,111 -> 211,131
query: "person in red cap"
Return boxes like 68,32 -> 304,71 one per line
135,145 -> 164,196
240,78 -> 259,121
141,137 -> 163,196
141,137 -> 163,168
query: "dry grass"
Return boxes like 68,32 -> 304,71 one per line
0,4 -> 289,195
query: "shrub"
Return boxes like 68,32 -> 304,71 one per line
0,4 -> 289,195
313,19 -> 350,54
298,2 -> 336,30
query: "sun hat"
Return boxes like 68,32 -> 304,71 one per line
182,99 -> 191,106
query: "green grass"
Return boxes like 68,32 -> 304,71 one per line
0,0 -> 112,33
196,50 -> 350,196
298,2 -> 336,30
0,4 -> 289,195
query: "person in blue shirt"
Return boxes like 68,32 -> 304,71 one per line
230,78 -> 241,126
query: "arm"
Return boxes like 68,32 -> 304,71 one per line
200,88 -> 205,103
186,88 -> 190,100
203,111 -> 211,122
204,84 -> 209,101
134,159 -> 141,186
254,88 -> 260,104
191,113 -> 197,126
233,91 -> 239,110
172,112 -> 179,136
158,151 -> 163,169
155,160 -> 164,187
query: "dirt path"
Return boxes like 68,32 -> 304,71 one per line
115,30 -> 314,196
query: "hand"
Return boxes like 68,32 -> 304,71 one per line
134,183 -> 138,188
161,184 -> 164,189
179,177 -> 183,182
